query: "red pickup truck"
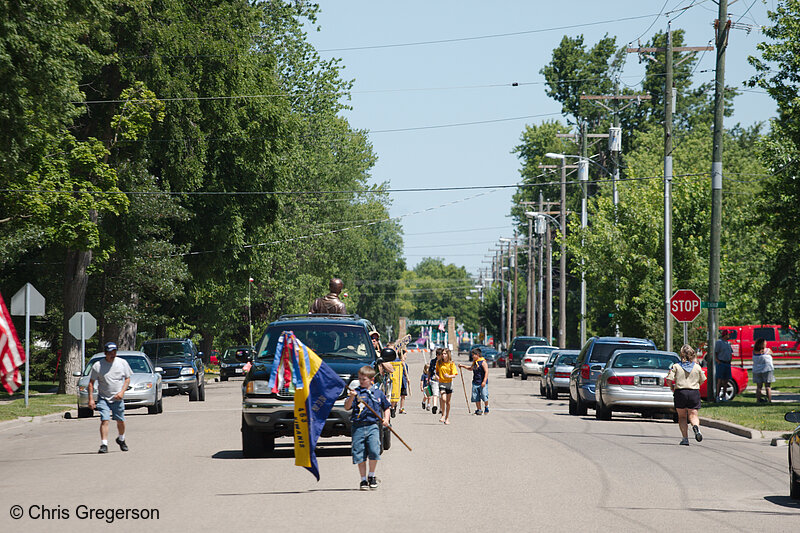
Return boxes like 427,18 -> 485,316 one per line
719,325 -> 800,362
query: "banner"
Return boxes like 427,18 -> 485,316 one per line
390,361 -> 403,403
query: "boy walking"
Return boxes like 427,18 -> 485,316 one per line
459,347 -> 489,415
344,365 -> 391,490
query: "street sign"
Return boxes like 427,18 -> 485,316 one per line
670,289 -> 702,323
701,301 -> 727,309
10,283 -> 45,316
68,312 -> 97,340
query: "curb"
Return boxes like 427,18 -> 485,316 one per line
0,409 -> 73,432
699,416 -> 792,445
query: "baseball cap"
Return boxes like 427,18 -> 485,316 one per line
369,330 -> 380,338
104,342 -> 118,352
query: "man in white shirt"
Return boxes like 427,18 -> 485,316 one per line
88,342 -> 132,453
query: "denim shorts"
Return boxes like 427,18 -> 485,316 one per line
471,383 -> 489,402
96,397 -> 125,421
351,424 -> 381,464
715,362 -> 732,381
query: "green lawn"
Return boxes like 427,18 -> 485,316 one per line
0,394 -> 74,422
702,393 -> 800,432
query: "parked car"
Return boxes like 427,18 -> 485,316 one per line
545,350 -> 579,399
458,341 -> 472,355
241,314 -> 394,457
497,352 -> 507,368
481,348 -> 500,367
140,338 -> 205,401
595,350 -> 680,420
521,345 -> 557,380
219,345 -> 254,381
75,351 -> 163,418
697,357 -> 749,401
506,336 -> 548,378
540,351 -> 559,396
569,337 -> 656,416
716,324 -> 800,362
786,411 -> 800,500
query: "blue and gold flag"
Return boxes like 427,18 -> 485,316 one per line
279,332 -> 345,481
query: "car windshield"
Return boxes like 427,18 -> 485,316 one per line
142,342 -> 189,360
512,338 -> 546,352
590,342 -> 654,364
556,354 -> 578,366
256,323 -> 373,362
526,346 -> 555,355
83,355 -> 152,375
612,352 -> 679,369
222,347 -> 253,363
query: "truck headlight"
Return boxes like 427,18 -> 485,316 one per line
180,367 -> 195,375
246,380 -> 270,394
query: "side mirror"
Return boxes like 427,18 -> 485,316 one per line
154,367 -> 163,374
72,371 -> 82,377
785,411 -> 800,424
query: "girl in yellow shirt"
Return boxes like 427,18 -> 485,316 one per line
436,348 -> 458,424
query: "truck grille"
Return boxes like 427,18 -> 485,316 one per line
274,375 -> 350,400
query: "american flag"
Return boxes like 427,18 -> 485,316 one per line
0,292 -> 24,394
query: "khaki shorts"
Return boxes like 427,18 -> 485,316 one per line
429,381 -> 440,397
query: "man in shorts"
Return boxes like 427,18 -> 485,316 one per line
88,342 -> 132,453
714,330 -> 733,401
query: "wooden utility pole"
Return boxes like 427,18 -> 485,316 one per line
513,231 -> 519,339
708,2 -> 730,402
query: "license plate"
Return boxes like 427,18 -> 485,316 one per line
235,368 -> 243,374
641,377 -> 657,385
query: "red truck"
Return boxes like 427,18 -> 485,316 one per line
718,325 -> 800,363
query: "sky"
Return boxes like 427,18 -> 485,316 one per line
304,0 -> 777,279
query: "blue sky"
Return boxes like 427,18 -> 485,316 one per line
304,1 -> 776,278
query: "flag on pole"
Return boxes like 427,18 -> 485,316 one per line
268,331 -> 345,480
0,292 -> 24,394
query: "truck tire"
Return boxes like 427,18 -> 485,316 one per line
242,416 -> 274,457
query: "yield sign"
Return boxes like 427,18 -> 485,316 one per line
670,289 -> 702,323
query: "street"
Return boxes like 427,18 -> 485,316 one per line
1,354 -> 798,532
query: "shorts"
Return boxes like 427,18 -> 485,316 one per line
351,424 -> 381,464
439,383 -> 453,395
430,381 -> 440,397
715,362 -> 732,381
673,389 -> 701,410
753,371 -> 775,384
400,380 -> 408,396
96,397 -> 125,421
471,383 -> 489,402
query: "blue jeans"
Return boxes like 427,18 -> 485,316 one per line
96,397 -> 125,421
351,424 -> 381,464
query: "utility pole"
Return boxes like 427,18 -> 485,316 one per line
627,37 -> 712,352
709,2 -> 730,402
559,157 -> 567,349
526,216 -> 534,336
579,124 -> 588,347
498,249 -> 505,350
538,192 -> 545,337
513,230 -> 519,339
507,240 -> 513,346
546,223 -> 553,345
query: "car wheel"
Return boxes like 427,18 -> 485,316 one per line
575,394 -> 588,416
539,381 -> 545,396
156,396 -> 163,413
506,367 -> 512,379
790,456 -> 800,500
198,382 -> 206,401
147,400 -> 159,415
520,371 -> 528,381
595,397 -> 612,421
77,407 -> 93,418
220,375 -> 228,382
568,395 -> 578,415
188,381 -> 199,401
718,379 -> 738,402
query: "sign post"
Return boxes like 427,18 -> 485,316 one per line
669,289 -> 702,346
11,283 -> 46,407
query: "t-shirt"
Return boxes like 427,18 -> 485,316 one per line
752,350 -> 774,374
350,385 -> 390,427
89,357 -> 132,400
471,357 -> 487,385
715,339 -> 733,363
436,361 -> 458,384
665,362 -> 707,390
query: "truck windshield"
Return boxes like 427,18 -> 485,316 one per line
256,324 -> 373,362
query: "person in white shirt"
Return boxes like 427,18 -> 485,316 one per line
88,342 -> 132,454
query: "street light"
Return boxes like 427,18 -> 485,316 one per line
525,211 -> 559,345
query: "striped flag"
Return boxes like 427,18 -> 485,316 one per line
0,293 -> 24,394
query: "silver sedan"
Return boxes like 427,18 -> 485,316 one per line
595,350 -> 680,421
74,351 -> 163,418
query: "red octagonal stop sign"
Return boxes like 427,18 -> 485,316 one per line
670,289 -> 702,323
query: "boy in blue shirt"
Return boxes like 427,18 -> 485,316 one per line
344,365 -> 391,490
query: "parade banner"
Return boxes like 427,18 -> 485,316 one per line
390,361 -> 403,403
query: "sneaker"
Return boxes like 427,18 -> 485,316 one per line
431,406 -> 438,415
390,407 -> 396,418
426,405 -> 430,411
359,480 -> 369,491
484,407 -> 489,414
692,425 -> 703,442
368,476 -> 378,489
399,408 -> 406,414
422,401 -> 426,409
98,444 -> 108,454
474,409 -> 482,415
115,437 -> 129,452
679,438 -> 689,446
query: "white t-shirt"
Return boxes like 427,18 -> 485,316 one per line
89,357 -> 132,400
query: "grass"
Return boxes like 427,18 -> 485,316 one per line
0,394 -> 74,422
702,392 -> 800,432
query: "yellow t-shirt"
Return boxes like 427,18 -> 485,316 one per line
437,361 -> 458,384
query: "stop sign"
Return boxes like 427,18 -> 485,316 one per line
670,289 -> 701,323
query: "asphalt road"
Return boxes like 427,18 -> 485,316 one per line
1,353 -> 798,532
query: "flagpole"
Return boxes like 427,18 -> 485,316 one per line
24,283 -> 30,407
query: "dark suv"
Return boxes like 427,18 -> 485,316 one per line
506,336 -> 548,378
140,338 -> 206,401
241,314 -> 381,457
219,345 -> 254,381
568,336 -> 655,415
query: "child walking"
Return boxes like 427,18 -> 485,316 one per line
437,348 -> 458,424
420,364 -> 432,410
344,365 -> 391,490
458,347 -> 489,415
